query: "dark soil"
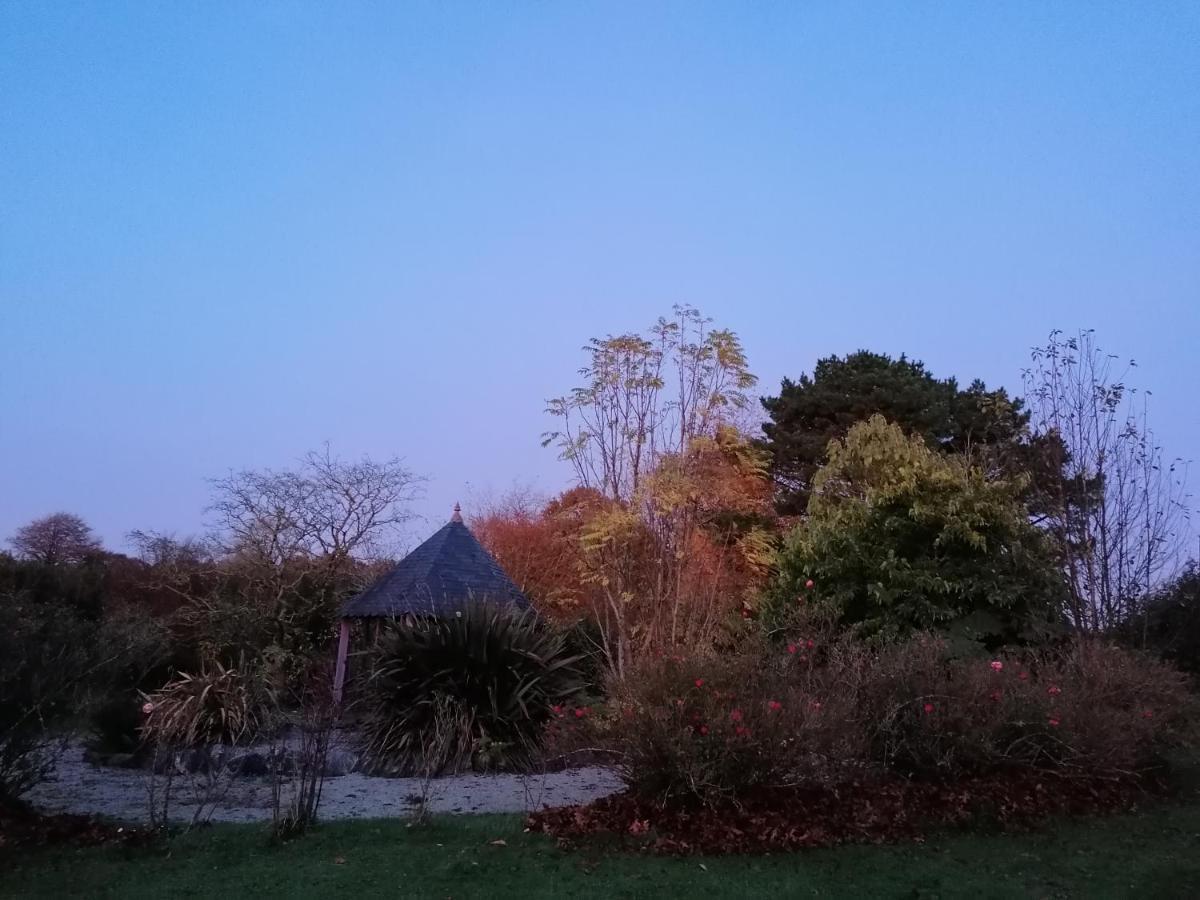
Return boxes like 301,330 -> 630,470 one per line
527,772 -> 1154,855
0,799 -> 154,851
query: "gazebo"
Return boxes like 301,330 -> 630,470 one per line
331,504 -> 530,703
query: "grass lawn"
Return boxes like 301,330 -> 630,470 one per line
3,803 -> 1200,900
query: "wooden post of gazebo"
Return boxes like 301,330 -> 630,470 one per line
332,620 -> 351,707
331,503 -> 530,706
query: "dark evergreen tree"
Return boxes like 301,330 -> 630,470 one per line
761,351 -> 1028,514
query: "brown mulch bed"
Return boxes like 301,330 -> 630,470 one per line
0,800 -> 154,851
527,773 -> 1153,855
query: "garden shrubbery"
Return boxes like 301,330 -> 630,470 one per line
141,662 -> 269,749
359,604 -> 587,775
611,628 -> 1198,809
0,592 -> 94,802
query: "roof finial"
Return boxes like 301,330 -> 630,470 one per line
451,502 -> 463,523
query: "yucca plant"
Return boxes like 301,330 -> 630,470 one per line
359,604 -> 587,775
141,661 -> 266,748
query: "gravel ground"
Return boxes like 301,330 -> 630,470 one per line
26,743 -> 623,825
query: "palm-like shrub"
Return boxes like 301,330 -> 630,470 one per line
359,604 -> 587,775
141,662 -> 266,748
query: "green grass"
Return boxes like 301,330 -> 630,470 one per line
3,803 -> 1200,900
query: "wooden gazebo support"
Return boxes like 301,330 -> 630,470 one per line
332,620 -> 351,707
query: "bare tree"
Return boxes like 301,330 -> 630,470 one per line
1022,330 -> 1191,632
8,512 -> 102,565
209,444 -> 424,568
544,305 -> 757,500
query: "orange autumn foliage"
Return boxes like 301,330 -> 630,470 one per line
475,430 -> 778,675
471,487 -> 609,624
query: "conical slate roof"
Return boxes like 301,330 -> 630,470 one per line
340,506 -> 529,618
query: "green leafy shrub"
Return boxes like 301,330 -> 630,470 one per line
359,604 -> 587,775
763,416 -> 1067,648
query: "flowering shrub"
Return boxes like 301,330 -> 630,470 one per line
613,642 -> 865,806
859,639 -> 1197,778
613,632 -> 1197,808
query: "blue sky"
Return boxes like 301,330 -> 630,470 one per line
2,2 -> 1197,552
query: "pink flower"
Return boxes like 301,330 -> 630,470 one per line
1019,671 -> 1029,681
574,707 -> 590,719
767,700 -> 783,712
787,644 -> 797,655
141,702 -> 154,715
694,678 -> 705,688
675,698 -> 685,707
923,703 -> 935,715
699,725 -> 709,736
990,660 -> 1004,672
734,725 -> 751,737
1048,717 -> 1060,727
1142,710 -> 1154,719
551,705 -> 563,716
805,579 -> 814,589
1047,685 -> 1061,696
730,708 -> 744,723
806,639 -> 815,649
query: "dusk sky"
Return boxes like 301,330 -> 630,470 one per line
2,2 -> 1197,554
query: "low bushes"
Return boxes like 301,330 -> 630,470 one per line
0,593 -> 95,802
141,662 -> 267,748
612,631 -> 1197,809
359,604 -> 587,775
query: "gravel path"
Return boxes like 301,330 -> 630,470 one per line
26,744 -> 623,825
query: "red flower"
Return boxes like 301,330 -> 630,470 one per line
574,707 -> 590,719
923,703 -> 935,715
734,725 -> 750,737
675,698 -> 685,707
805,579 -> 814,589
551,705 -> 563,716
787,644 -> 797,655
694,678 -> 705,688
1047,685 -> 1062,696
1142,710 -> 1154,719
1048,717 -> 1060,727
730,709 -> 744,723
806,639 -> 815,649
699,725 -> 710,736
990,660 -> 1004,672
767,700 -> 783,712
